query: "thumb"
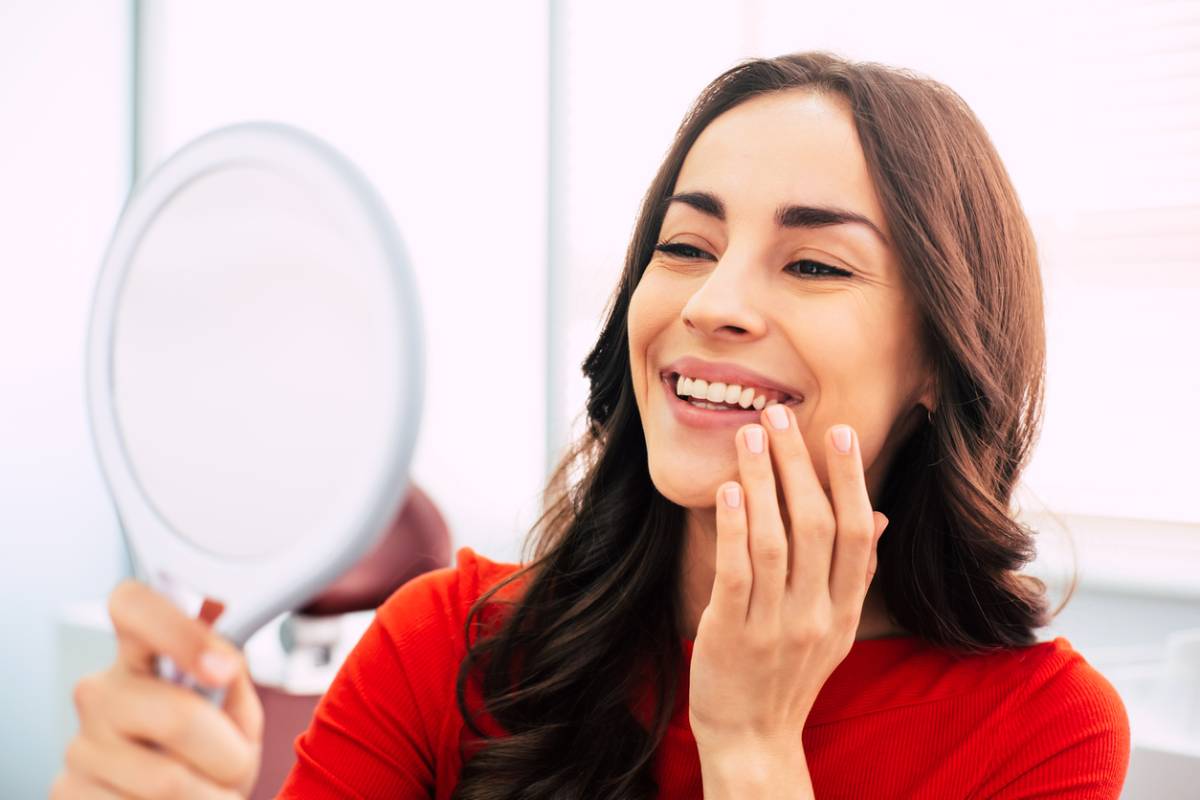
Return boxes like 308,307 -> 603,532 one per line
872,512 -> 889,542
222,658 -> 265,745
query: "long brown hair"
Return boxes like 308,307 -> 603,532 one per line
450,51 -> 1068,800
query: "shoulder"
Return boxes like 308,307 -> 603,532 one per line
975,636 -> 1131,797
991,636 -> 1128,731
372,545 -> 526,658
377,544 -> 526,618
279,547 -> 525,795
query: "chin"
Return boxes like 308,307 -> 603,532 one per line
645,439 -> 736,510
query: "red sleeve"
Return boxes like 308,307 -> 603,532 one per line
276,558 -> 467,799
979,651 -> 1131,799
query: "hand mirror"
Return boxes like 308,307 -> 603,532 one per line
85,122 -> 424,699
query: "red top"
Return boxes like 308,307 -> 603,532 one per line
279,547 -> 1130,798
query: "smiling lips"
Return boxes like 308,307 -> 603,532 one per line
656,356 -> 805,430
670,372 -> 800,410
661,372 -> 802,430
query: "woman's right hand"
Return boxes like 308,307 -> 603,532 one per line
51,579 -> 265,799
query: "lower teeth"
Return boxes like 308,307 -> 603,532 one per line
688,399 -> 745,411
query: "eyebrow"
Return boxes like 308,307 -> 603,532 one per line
661,190 -> 889,245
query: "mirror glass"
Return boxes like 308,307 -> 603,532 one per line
113,164 -> 397,560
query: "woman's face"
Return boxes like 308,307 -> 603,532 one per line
628,88 -> 935,512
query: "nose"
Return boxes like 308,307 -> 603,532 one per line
680,247 -> 768,341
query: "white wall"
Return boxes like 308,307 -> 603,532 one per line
0,2 -> 130,796
139,0 -> 550,566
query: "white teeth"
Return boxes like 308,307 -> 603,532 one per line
689,400 -> 739,411
670,372 -> 797,410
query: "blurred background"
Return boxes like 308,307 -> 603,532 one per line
2,0 -> 1198,796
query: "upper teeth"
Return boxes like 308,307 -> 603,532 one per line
673,374 -> 797,410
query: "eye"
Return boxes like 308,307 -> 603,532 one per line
653,242 -> 852,279
785,259 -> 853,279
653,242 -> 713,261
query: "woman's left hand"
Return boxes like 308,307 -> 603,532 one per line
689,401 -> 888,759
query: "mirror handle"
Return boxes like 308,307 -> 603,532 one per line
151,572 -> 231,707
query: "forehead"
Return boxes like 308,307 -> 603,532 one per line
673,89 -> 888,236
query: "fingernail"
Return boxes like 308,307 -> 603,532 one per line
745,426 -> 764,454
722,483 -> 741,508
199,650 -> 238,684
766,403 -> 788,429
832,425 -> 853,454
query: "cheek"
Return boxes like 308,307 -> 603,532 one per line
812,297 -> 912,382
801,302 -> 882,392
626,275 -> 675,386
626,283 -> 649,355
628,271 -> 673,330
626,280 -> 655,405
796,304 -> 914,447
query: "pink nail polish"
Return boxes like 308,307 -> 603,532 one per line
832,425 -> 853,454
200,651 -> 238,684
745,426 -> 764,453
723,484 -> 741,508
766,403 -> 788,429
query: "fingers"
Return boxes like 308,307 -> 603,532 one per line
49,770 -> 123,800
221,658 -> 265,746
108,579 -> 241,689
73,668 -> 258,789
736,422 -> 788,627
720,412 -> 887,643
710,480 -> 751,622
759,402 -> 836,597
62,733 -> 244,800
62,582 -> 263,799
824,425 -> 878,616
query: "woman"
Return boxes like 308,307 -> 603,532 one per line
56,52 -> 1130,799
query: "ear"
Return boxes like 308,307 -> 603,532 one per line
916,372 -> 937,416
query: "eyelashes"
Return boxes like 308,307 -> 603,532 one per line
652,242 -> 853,279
